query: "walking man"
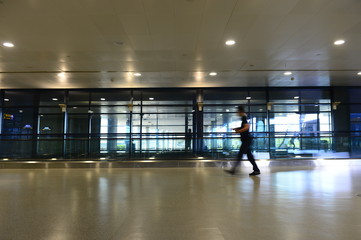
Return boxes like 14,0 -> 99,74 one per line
225,105 -> 260,176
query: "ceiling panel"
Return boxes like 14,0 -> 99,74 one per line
1,0 -> 361,89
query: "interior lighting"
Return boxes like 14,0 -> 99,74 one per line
209,72 -> 217,76
284,71 -> 292,76
226,109 -> 229,112
294,96 -> 299,99
57,72 -> 66,77
246,97 -> 251,100
225,40 -> 236,45
51,158 -> 57,160
52,98 -> 58,101
149,97 -> 154,100
133,72 -> 142,76
334,40 -> 345,45
357,72 -> 361,75
100,98 -> 106,101
4,98 -> 9,102
3,158 -> 9,161
2,42 -> 14,47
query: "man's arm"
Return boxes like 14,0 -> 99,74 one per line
233,124 -> 250,133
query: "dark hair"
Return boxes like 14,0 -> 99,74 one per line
237,105 -> 245,112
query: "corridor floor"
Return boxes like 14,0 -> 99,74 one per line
0,163 -> 360,240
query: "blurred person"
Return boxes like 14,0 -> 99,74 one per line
225,105 -> 260,176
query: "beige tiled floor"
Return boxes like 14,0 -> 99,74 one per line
0,164 -> 361,240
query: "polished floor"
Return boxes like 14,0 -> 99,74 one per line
0,163 -> 361,240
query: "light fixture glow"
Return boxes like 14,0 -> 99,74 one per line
225,40 -> 236,45
246,97 -> 251,100
334,40 -> 345,45
2,42 -> 14,47
3,158 -> 9,161
133,72 -> 142,76
357,72 -> 361,76
284,71 -> 292,76
4,98 -> 9,102
226,109 -> 229,112
294,96 -> 299,99
209,72 -> 217,76
52,98 -> 58,101
149,97 -> 154,100
100,98 -> 106,101
57,72 -> 66,77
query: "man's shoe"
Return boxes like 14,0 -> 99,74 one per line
249,171 -> 260,176
224,169 -> 235,175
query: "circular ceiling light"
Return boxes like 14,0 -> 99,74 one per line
57,72 -> 66,77
225,40 -> 235,46
294,96 -> 299,99
2,42 -> 14,47
133,72 -> 142,76
334,40 -> 345,45
149,98 -> 154,100
357,72 -> 361,76
209,72 -> 217,76
284,71 -> 292,76
52,98 -> 58,101
246,97 -> 251,100
100,98 -> 106,101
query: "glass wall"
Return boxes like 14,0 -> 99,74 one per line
0,87 -> 358,160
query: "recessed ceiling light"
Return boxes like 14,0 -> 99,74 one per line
100,98 -> 106,101
284,71 -> 292,76
2,42 -> 14,47
294,96 -> 299,99
209,72 -> 217,76
246,97 -> 251,100
357,72 -> 361,75
19,110 -> 23,113
133,72 -> 142,76
226,109 -> 229,112
149,97 -> 154,100
57,72 -> 66,77
334,40 -> 345,45
52,98 -> 58,101
225,40 -> 235,46
4,98 -> 9,101
73,107 -> 77,109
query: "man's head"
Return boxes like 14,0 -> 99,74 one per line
237,105 -> 246,116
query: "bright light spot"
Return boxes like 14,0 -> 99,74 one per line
226,109 -> 229,112
334,39 -> 345,45
284,71 -> 292,76
295,155 -> 302,158
100,158 -> 106,160
357,72 -> 361,76
209,72 -> 217,76
100,98 -> 106,101
2,42 -> 14,47
52,98 -> 58,101
57,72 -> 66,77
3,158 -> 9,161
294,96 -> 299,99
51,158 -> 57,160
133,72 -> 142,76
4,98 -> 9,102
246,97 -> 251,100
197,157 -> 204,159
225,40 -> 235,45
149,97 -> 154,100
149,157 -> 156,160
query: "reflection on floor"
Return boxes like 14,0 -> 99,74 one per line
0,164 -> 360,240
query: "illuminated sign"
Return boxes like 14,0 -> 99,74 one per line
3,114 -> 14,120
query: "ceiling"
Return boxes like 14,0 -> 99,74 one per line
1,0 -> 361,89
